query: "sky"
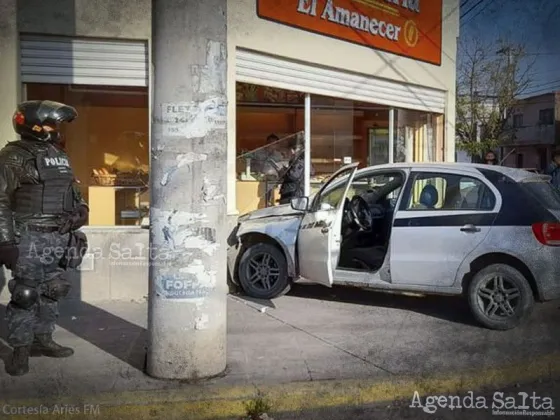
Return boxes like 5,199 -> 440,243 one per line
458,0 -> 560,97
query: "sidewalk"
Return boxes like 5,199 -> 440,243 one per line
0,286 -> 559,419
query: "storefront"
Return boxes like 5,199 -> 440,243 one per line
229,0 -> 457,214
0,0 -> 459,301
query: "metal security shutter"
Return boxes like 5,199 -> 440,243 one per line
20,35 -> 148,87
236,48 -> 445,114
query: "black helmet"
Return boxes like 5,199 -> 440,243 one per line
12,100 -> 77,143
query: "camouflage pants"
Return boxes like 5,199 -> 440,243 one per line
6,229 -> 70,347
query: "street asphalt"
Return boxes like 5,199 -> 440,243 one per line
0,284 -> 558,419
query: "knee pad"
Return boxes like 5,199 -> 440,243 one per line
42,276 -> 71,301
10,283 -> 39,310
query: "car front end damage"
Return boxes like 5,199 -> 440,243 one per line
226,206 -> 304,286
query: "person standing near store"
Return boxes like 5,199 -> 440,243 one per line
0,100 -> 89,376
484,150 -> 498,165
544,150 -> 560,188
278,140 -> 306,205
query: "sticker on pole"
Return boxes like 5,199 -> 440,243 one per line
161,98 -> 226,138
155,264 -> 216,300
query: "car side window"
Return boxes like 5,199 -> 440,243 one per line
405,173 -> 496,211
350,173 -> 404,208
317,172 -> 404,210
313,172 -> 351,211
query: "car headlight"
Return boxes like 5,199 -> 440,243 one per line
227,223 -> 240,246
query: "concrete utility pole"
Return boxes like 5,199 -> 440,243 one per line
147,0 -> 228,379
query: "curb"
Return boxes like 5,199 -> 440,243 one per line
2,352 -> 559,419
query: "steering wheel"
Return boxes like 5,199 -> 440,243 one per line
349,195 -> 373,231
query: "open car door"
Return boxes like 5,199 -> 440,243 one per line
296,163 -> 359,287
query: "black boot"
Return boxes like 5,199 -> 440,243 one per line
5,346 -> 30,376
30,334 -> 74,358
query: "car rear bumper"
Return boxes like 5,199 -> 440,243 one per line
526,245 -> 560,301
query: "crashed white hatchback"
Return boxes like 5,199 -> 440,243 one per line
227,162 -> 560,330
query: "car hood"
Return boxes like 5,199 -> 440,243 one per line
238,204 -> 303,222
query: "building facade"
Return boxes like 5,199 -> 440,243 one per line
0,0 -> 460,302
502,92 -> 560,170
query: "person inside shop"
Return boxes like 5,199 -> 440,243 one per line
278,139 -> 307,205
251,133 -> 284,206
251,133 -> 284,175
0,100 -> 89,376
484,150 -> 498,165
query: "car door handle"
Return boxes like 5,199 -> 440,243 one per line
321,227 -> 329,234
460,224 -> 481,233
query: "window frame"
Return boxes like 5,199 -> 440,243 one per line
538,108 -> 554,126
513,114 -> 523,128
398,170 -> 499,212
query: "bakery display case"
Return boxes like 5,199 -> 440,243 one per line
89,165 -> 149,226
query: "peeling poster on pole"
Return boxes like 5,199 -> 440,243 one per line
156,271 -> 216,300
161,98 -> 226,138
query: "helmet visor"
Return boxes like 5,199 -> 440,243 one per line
37,100 -> 78,125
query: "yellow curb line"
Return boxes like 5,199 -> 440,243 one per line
2,352 -> 559,420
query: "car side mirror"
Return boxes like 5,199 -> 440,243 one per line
290,196 -> 309,211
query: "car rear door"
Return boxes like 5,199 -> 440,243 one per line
297,163 -> 359,287
390,168 -> 502,287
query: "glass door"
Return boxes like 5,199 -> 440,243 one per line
368,128 -> 390,166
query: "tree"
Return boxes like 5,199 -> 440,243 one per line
455,37 -> 534,161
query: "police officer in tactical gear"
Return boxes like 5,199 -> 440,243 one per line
0,100 -> 89,376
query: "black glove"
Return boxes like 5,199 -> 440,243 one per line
60,206 -> 89,234
0,241 -> 19,271
72,205 -> 89,230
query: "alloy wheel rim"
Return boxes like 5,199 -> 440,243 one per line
246,252 -> 280,291
476,275 -> 521,319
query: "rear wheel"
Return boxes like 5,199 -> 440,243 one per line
467,263 -> 534,330
238,243 -> 290,299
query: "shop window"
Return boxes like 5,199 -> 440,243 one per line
310,96 -> 389,175
234,82 -> 445,214
235,82 -> 390,214
25,83 -> 149,226
393,109 -> 443,163
406,173 -> 495,211
235,83 -> 305,214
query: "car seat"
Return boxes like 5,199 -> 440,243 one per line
419,184 -> 439,209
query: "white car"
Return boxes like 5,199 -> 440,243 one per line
227,162 -> 560,330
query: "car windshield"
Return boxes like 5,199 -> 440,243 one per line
521,181 -> 560,210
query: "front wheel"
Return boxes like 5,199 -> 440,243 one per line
238,243 -> 290,299
467,263 -> 534,330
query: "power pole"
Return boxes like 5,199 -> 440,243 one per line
496,46 -> 513,162
147,0 -> 228,379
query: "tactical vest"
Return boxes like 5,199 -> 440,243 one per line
13,144 -> 75,215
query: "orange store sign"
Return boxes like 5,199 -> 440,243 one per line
256,0 -> 443,65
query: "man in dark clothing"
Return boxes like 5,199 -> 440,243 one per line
544,150 -> 560,188
0,100 -> 89,376
279,142 -> 306,205
484,150 -> 498,165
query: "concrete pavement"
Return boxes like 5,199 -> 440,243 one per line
0,284 -> 559,419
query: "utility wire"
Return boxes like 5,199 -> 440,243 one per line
462,0 -> 491,25
460,0 -> 485,21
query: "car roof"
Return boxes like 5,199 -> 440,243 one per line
355,162 -> 547,183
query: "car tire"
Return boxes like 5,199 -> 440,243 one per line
238,243 -> 291,299
467,263 -> 534,330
